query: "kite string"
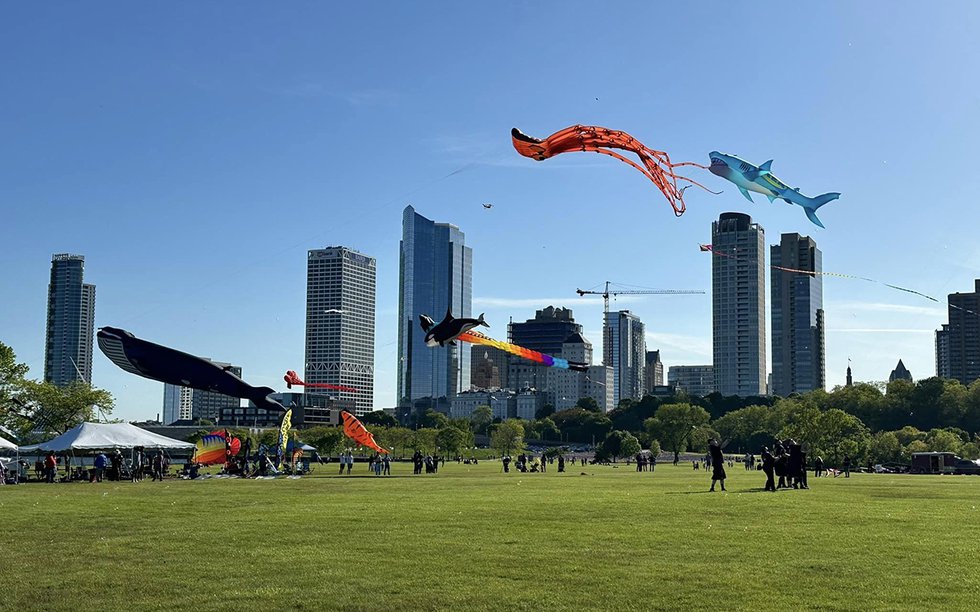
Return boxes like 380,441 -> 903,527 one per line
702,244 -> 980,318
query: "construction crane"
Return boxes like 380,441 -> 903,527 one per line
575,281 -> 705,314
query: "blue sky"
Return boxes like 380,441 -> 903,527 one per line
3,2 -> 980,421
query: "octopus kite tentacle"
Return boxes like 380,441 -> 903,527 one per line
512,125 -> 718,216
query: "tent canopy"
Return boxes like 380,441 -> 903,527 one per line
0,435 -> 17,451
20,422 -> 196,452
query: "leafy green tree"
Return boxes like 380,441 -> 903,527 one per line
576,397 -> 601,413
375,427 -> 415,458
644,403 -> 710,463
470,405 -> 493,435
490,419 -> 525,456
535,403 -> 555,420
925,428 -> 963,454
596,430 -> 625,461
537,417 -> 559,441
646,439 -> 662,457
418,409 -> 450,430
12,380 -> 115,439
436,426 -> 468,457
893,426 -> 926,446
869,431 -> 902,464
360,410 -> 398,428
301,426 -> 346,456
412,428 -> 439,454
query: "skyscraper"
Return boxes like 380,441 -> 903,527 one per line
508,306 -> 582,393
667,365 -> 715,397
604,310 -> 646,406
397,206 -> 472,411
712,213 -> 766,397
44,253 -> 96,387
770,233 -> 825,396
643,350 -> 664,393
306,246 -> 376,415
937,279 -> 980,385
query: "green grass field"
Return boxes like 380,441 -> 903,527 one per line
2,461 -> 979,611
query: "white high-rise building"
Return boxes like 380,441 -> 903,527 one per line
604,310 -> 646,406
163,385 -> 193,424
712,213 -> 766,397
306,246 -> 376,415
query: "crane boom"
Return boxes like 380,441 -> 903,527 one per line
576,281 -> 704,313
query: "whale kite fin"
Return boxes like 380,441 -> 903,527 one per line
738,186 -> 754,202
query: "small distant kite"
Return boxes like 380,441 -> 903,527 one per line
283,370 -> 359,393
342,410 -> 388,454
511,125 -> 718,216
708,152 -> 840,228
97,327 -> 284,412
420,313 -> 587,372
483,203 -> 493,209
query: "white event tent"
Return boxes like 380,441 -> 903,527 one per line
20,422 -> 195,453
0,435 -> 17,451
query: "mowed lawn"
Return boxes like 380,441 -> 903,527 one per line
2,461 -> 979,611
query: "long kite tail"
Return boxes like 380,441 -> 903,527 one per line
458,331 -> 587,371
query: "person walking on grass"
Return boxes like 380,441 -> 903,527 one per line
761,447 -> 776,492
44,452 -> 57,483
708,439 -> 726,492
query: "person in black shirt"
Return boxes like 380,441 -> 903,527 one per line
708,440 -> 726,492
761,447 -> 776,492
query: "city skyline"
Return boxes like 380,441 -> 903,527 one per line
4,4 -> 980,421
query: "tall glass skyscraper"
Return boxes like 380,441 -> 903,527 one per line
712,213 -> 766,397
397,206 -> 472,410
771,233 -> 825,396
604,310 -> 646,406
44,253 -> 95,386
937,279 -> 980,385
306,246 -> 376,415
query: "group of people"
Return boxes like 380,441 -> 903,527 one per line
633,453 -> 656,472
500,453 -> 569,474
412,451 -> 440,474
368,453 -> 391,476
759,439 -> 809,491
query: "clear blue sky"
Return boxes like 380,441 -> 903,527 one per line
3,2 -> 980,421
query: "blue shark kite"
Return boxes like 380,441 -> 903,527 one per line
708,152 -> 840,228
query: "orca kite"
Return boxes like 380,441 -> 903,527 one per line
419,309 -> 488,347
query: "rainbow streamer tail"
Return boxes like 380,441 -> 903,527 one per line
458,331 -> 589,371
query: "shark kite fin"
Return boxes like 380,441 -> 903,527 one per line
766,194 -> 776,203
759,160 -> 773,174
738,186 -> 754,202
804,208 -> 826,229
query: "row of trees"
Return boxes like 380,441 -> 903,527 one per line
1,342 -> 115,442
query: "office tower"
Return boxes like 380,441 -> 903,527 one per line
712,213 -> 766,396
937,279 -> 980,385
162,385 -> 192,424
508,306 -> 583,393
643,350 -> 664,393
161,359 -> 241,422
44,253 -> 96,386
604,310 -> 646,406
397,206 -> 472,411
471,343 -> 510,390
770,233 -> 825,396
667,365 -> 715,397
889,359 -> 912,383
306,246 -> 377,415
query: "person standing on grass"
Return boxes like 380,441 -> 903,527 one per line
152,451 -> 165,481
383,453 -> 390,476
94,452 -> 108,482
761,447 -> 776,492
44,452 -> 57,483
842,454 -> 851,478
814,456 -> 824,478
708,439 -> 726,492
346,450 -> 353,475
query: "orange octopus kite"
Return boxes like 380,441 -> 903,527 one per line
512,125 -> 718,216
